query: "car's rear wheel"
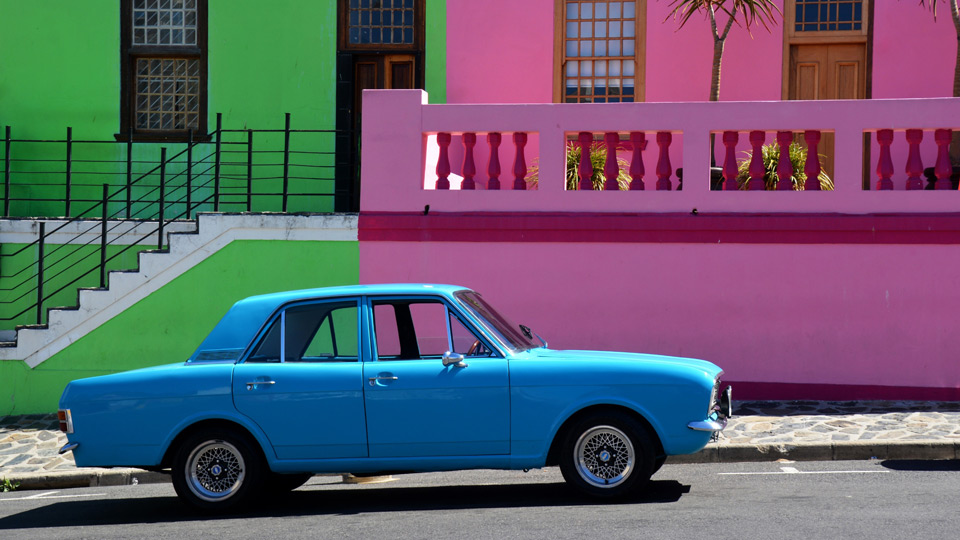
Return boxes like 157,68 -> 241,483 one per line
172,428 -> 263,511
559,412 -> 655,498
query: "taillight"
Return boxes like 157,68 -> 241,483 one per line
57,409 -> 74,434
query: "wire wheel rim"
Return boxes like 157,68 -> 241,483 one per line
186,439 -> 246,502
574,425 -> 634,488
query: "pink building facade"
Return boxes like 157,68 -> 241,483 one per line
358,2 -> 960,400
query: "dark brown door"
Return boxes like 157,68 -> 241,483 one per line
335,1 -> 424,211
788,43 -> 867,181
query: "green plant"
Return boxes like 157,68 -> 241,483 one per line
1,478 -> 20,492
735,141 -> 834,191
527,141 -> 633,190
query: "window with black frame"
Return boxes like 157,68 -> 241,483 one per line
119,0 -> 208,141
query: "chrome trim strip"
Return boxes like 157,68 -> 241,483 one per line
687,418 -> 728,432
59,442 -> 79,455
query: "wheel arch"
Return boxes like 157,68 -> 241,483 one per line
159,418 -> 270,469
544,404 -> 665,467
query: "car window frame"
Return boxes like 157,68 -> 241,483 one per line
238,296 -> 364,365
364,294 -> 504,362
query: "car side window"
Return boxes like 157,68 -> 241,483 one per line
450,313 -> 492,358
247,300 -> 358,363
372,299 -> 492,360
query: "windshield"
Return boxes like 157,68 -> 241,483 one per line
454,290 -> 540,352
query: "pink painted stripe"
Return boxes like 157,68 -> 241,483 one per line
729,381 -> 960,402
359,212 -> 960,245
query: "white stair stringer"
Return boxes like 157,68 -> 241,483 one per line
1,213 -> 359,368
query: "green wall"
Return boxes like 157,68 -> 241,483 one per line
0,242 -> 148,329
0,239 -> 359,415
0,0 -> 447,217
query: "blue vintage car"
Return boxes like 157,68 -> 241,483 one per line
58,284 -> 731,510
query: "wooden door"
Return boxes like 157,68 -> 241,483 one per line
353,54 -> 416,132
788,43 -> 867,181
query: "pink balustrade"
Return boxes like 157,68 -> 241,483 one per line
366,90 -> 960,214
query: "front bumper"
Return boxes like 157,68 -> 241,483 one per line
688,384 -> 733,432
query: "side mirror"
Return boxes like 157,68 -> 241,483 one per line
442,351 -> 468,368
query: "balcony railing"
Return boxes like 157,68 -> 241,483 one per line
360,90 -> 960,215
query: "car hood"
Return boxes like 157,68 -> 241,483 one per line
523,348 -> 723,379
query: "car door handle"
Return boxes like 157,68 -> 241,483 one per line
368,376 -> 399,386
246,380 -> 276,391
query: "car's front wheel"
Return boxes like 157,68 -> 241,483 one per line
172,428 -> 263,511
559,412 -> 656,498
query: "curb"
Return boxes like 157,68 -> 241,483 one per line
666,440 -> 960,464
4,441 -> 958,491
6,468 -> 170,490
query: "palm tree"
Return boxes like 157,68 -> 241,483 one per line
665,0 -> 782,102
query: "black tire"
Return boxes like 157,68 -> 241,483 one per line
652,455 -> 667,475
171,427 -> 264,511
558,411 -> 656,499
265,472 -> 313,494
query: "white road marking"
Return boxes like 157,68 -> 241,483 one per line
720,469 -> 890,476
1,491 -> 100,501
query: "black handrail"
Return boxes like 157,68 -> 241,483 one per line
1,113 -> 352,330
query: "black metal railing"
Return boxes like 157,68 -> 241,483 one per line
0,113 -> 353,330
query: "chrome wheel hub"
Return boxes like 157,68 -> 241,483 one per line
574,425 -> 634,488
186,440 -> 246,502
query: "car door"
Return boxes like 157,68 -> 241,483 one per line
233,298 -> 368,460
362,296 -> 510,458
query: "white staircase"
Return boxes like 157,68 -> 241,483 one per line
0,213 -> 358,368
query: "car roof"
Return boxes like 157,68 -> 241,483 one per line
236,283 -> 469,310
187,284 -> 471,363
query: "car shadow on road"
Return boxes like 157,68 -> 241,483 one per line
879,459 -> 960,472
0,480 -> 690,530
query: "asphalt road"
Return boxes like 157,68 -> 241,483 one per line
1,460 -> 958,539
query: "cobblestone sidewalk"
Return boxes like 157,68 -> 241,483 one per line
3,401 -> 960,489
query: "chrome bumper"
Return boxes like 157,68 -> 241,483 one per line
688,417 -> 728,432
59,442 -> 79,455
688,384 -> 733,432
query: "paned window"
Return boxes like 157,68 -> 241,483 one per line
347,0 -> 416,45
120,0 -> 207,141
794,0 -> 863,32
556,0 -> 645,103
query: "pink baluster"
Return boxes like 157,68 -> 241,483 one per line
874,129 -> 894,191
804,130 -> 822,191
905,129 -> 924,191
934,128 -> 953,190
461,132 -> 476,190
722,131 -> 739,190
487,132 -> 501,190
656,132 -> 672,191
435,132 -> 451,190
578,132 -> 593,190
604,132 -> 620,190
749,131 -> 766,190
776,131 -> 794,191
628,132 -> 646,190
512,132 -> 527,190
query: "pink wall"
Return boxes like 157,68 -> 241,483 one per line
359,239 -> 960,395
874,5 -> 958,98
362,90 -> 960,215
444,2 -> 958,104
358,90 -> 960,399
446,0 -> 555,104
